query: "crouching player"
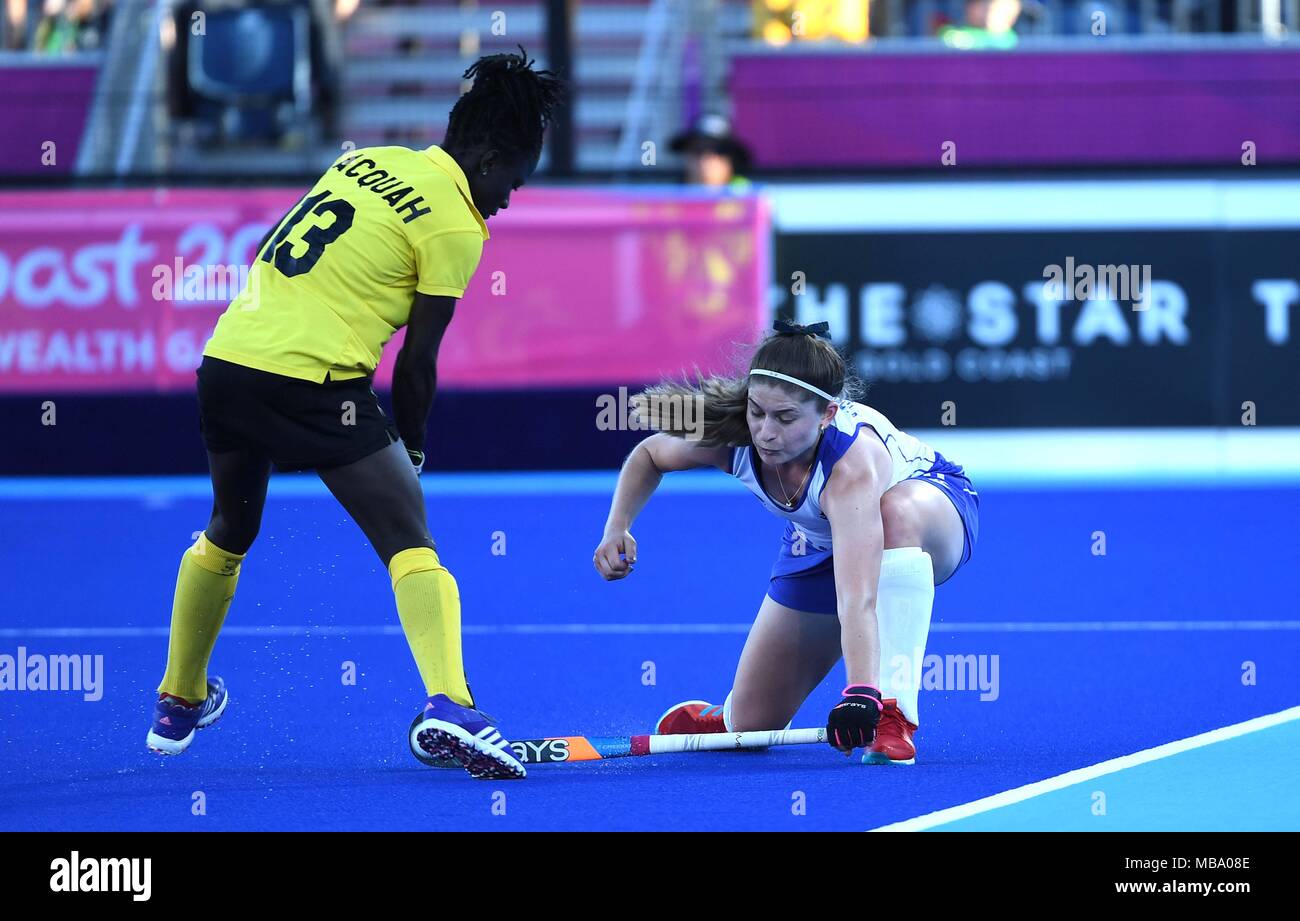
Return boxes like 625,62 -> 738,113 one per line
592,321 -> 980,763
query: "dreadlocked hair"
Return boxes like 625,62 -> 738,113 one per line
444,46 -> 566,162
632,328 -> 866,448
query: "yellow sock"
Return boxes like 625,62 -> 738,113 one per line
158,532 -> 244,703
389,547 -> 472,707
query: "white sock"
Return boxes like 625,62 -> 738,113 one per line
875,547 -> 935,726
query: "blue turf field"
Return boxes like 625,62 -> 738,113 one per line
1,473 -> 1297,831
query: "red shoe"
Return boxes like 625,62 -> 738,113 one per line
655,700 -> 727,735
862,699 -> 917,765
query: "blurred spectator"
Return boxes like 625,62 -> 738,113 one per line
756,0 -> 869,45
31,0 -> 111,53
936,0 -> 1022,48
669,114 -> 753,190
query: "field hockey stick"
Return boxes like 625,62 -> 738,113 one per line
506,727 -> 828,764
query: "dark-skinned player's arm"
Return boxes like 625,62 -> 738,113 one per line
391,292 -> 457,472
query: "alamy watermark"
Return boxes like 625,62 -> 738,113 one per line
1042,258 -> 1152,308
151,256 -> 259,304
0,647 -> 103,701
596,387 -> 704,440
50,852 -> 151,901
890,649 -> 1000,701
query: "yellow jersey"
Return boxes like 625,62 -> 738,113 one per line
203,145 -> 489,383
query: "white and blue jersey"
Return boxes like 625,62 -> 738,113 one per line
728,400 -> 980,614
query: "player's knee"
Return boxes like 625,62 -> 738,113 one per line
880,488 -> 923,549
381,535 -> 438,569
726,689 -> 792,732
368,507 -> 432,559
206,516 -> 258,555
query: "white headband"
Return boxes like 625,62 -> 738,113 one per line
749,369 -> 837,403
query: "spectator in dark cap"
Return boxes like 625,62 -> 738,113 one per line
669,113 -> 753,189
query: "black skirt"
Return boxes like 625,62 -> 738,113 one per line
196,355 -> 400,472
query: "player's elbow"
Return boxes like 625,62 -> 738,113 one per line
393,345 -> 436,377
632,437 -> 662,475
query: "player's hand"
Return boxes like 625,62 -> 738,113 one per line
406,446 -> 425,474
826,685 -> 883,755
593,529 -> 637,581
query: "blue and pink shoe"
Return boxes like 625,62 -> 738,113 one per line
409,693 -> 526,780
146,677 -> 229,755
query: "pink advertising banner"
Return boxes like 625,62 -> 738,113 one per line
0,187 -> 769,392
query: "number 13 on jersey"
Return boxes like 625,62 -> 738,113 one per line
260,190 -> 355,278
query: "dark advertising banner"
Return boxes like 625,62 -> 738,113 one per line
1224,231 -> 1300,427
772,225 -> 1298,427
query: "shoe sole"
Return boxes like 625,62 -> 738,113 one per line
413,719 -> 526,780
146,691 -> 229,755
409,744 -> 458,769
407,712 -> 458,768
862,751 -> 915,765
146,729 -> 195,756
416,755 -> 459,769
